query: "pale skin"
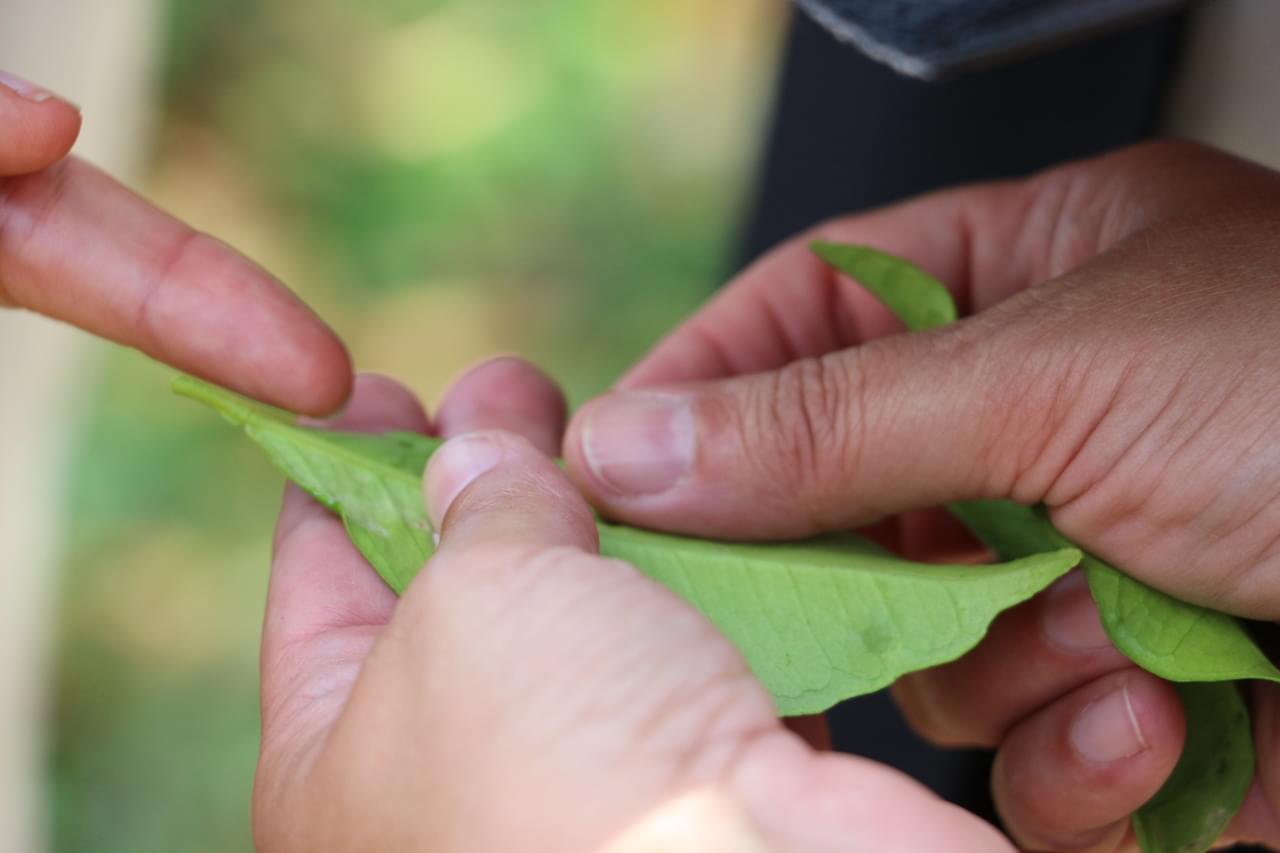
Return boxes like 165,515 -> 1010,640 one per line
254,367 -> 1010,853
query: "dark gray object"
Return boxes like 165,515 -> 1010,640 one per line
794,0 -> 1191,78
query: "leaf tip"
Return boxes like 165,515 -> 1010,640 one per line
808,239 -> 846,264
171,373 -> 294,428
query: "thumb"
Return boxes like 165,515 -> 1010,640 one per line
564,319 -> 1049,539
0,70 -> 80,175
426,429 -> 600,557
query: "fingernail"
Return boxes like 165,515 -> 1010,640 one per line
0,70 -> 63,104
1042,571 -> 1111,652
1071,684 -> 1148,764
581,394 -> 694,496
425,433 -> 504,529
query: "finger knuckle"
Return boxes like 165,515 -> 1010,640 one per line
0,160 -> 75,305
749,354 -> 861,528
937,308 -> 1090,506
137,226 -> 209,346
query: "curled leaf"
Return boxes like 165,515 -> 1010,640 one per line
175,374 -> 1078,716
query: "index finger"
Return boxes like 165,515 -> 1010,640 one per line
0,157 -> 352,414
619,184 -> 1021,390
426,430 -> 599,558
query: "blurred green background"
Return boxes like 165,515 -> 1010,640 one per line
49,1 -> 780,850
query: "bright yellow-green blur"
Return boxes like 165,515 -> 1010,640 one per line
50,1 -> 780,851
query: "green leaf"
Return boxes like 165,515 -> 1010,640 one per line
949,500 -> 1280,685
810,241 -> 957,331
174,374 -> 1080,716
597,523 -> 1077,716
1132,682 -> 1255,853
945,499 -> 1053,558
1084,560 -> 1280,683
948,500 -> 1267,853
173,374 -> 437,593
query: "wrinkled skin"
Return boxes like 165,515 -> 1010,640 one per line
555,140 -> 1280,851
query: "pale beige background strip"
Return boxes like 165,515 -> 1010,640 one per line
0,2 -> 157,850
1165,0 -> 1280,168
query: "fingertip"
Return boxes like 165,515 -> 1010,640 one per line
562,396 -> 638,524
564,388 -> 763,539
260,311 -> 355,417
321,372 -> 427,434
562,403 -> 593,486
424,431 -> 507,529
435,355 -> 567,454
562,390 -> 696,506
0,74 -> 81,175
994,669 -> 1184,850
288,332 -> 355,417
427,430 -> 597,554
39,103 -> 80,164
1070,673 -> 1184,775
563,381 -> 828,540
122,225 -> 355,417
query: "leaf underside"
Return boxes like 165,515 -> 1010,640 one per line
174,374 -> 1078,716
598,522 -> 1076,715
810,240 -> 958,332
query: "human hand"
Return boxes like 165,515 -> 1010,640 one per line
0,70 -> 349,413
557,141 -> 1280,849
253,359 -> 1010,852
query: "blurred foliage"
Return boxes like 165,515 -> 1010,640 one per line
49,0 -> 781,850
